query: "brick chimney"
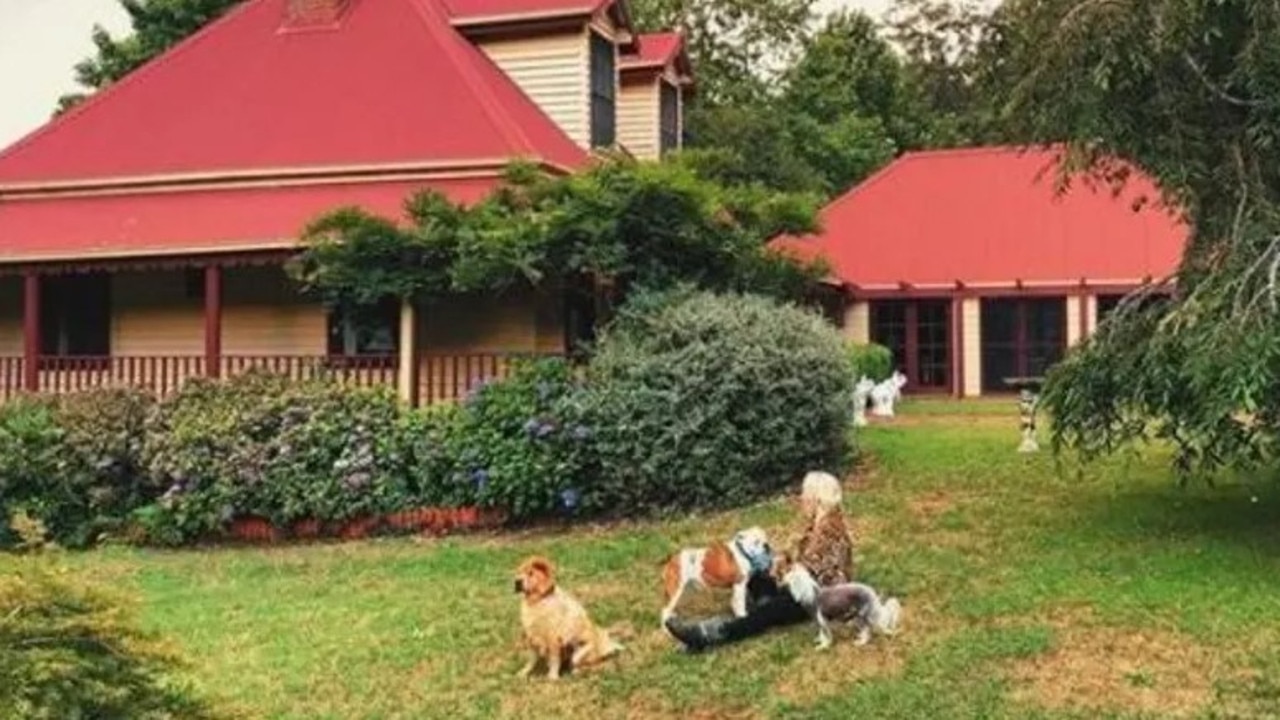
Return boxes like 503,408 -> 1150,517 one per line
283,0 -> 351,28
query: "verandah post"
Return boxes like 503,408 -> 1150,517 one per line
22,270 -> 39,393
397,297 -> 419,406
204,264 -> 223,378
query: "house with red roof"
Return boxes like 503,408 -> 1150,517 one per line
774,147 -> 1188,396
0,0 -> 692,404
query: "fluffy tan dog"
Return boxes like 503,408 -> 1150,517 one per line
514,556 -> 622,680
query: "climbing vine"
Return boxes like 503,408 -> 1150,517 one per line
290,158 -> 826,311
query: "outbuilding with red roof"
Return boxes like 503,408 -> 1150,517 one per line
773,146 -> 1187,396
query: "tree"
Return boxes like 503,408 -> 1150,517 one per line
291,158 -> 826,311
1001,0 -> 1280,479
58,0 -> 244,113
629,0 -> 816,108
885,0 -> 1010,146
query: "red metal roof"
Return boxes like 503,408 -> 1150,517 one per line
0,0 -> 585,186
773,147 -> 1188,288
620,32 -> 683,69
0,179 -> 495,262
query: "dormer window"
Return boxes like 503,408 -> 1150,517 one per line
659,81 -> 679,154
590,32 -> 617,148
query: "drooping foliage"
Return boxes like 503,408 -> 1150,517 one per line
1000,0 -> 1280,478
290,158 -> 825,310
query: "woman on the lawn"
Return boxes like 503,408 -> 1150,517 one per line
664,471 -> 855,651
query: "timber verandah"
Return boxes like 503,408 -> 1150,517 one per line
0,253 -> 563,406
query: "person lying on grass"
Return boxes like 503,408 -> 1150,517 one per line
664,471 -> 855,651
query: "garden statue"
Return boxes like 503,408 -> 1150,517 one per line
869,371 -> 907,418
1018,389 -> 1039,453
852,376 -> 875,427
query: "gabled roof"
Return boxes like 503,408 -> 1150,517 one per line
0,0 -> 586,189
773,147 -> 1188,289
620,32 -> 682,70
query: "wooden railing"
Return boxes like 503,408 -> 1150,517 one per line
419,352 -> 562,405
0,353 -> 559,405
0,357 -> 23,402
38,356 -> 207,396
221,355 -> 398,388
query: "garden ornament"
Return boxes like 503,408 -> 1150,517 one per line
1018,389 -> 1039,453
869,371 -> 907,418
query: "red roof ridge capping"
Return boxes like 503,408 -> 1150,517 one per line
0,0 -> 259,172
444,0 -> 612,25
770,144 -> 1188,289
0,0 -> 586,189
620,31 -> 683,69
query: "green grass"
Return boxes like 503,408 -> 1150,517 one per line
21,398 -> 1280,719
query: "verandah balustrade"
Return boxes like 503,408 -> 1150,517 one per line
0,352 -> 557,405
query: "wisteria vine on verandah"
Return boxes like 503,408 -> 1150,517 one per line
288,157 -> 828,311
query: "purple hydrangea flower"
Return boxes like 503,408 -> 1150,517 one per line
471,468 -> 490,492
536,421 -> 557,439
570,425 -> 593,442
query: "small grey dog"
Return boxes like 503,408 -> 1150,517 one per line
776,554 -> 901,650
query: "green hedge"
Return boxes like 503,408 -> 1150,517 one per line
0,292 -> 854,546
847,342 -> 894,383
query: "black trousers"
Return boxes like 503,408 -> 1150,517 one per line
668,576 -> 810,650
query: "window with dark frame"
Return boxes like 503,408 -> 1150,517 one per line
39,273 -> 111,360
659,81 -> 679,154
980,297 -> 1066,393
589,32 -> 616,148
326,298 -> 400,361
870,299 -> 951,391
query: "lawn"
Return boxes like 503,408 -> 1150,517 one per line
42,399 -> 1280,719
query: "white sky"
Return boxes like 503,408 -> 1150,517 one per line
0,0 -> 900,148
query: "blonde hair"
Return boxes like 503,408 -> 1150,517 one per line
800,471 -> 842,512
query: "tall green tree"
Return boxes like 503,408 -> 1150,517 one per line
886,0 -> 1010,146
1003,0 -> 1280,479
58,0 -> 244,113
629,0 -> 816,108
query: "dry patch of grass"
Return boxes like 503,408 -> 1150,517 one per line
1008,615 -> 1223,718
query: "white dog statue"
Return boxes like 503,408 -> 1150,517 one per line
869,371 -> 907,418
852,376 -> 875,427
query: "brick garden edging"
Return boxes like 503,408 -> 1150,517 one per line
224,506 -> 508,543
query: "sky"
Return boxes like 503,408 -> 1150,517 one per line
0,0 -> 898,149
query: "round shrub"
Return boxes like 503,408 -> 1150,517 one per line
579,290 -> 853,514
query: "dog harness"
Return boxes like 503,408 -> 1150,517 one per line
735,539 -> 774,577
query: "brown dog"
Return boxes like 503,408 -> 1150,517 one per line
514,556 -> 622,680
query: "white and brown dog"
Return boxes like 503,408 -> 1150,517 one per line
660,527 -> 772,624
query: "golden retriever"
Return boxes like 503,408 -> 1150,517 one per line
514,555 -> 622,680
